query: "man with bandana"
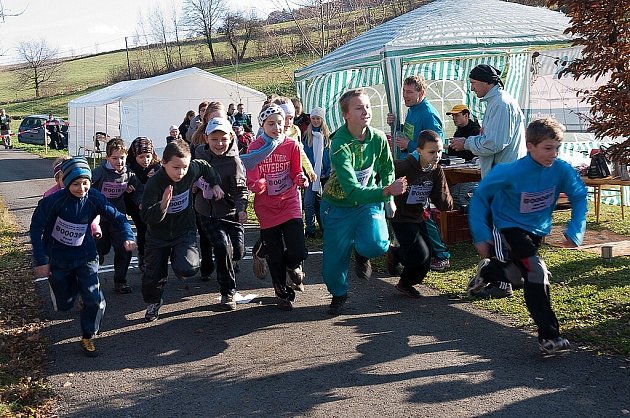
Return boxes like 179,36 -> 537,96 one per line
450,64 -> 527,299
449,64 -> 526,178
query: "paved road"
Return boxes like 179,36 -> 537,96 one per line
1,149 -> 628,417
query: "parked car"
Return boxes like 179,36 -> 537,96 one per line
18,115 -> 68,147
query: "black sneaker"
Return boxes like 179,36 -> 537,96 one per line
386,246 -> 401,276
466,258 -> 491,296
395,281 -> 422,298
220,294 -> 237,311
277,296 -> 294,311
114,283 -> 132,294
472,282 -> 513,299
145,299 -> 163,322
327,294 -> 348,315
354,253 -> 372,280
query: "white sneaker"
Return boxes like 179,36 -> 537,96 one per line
286,266 -> 305,292
144,299 -> 163,322
539,337 -> 571,354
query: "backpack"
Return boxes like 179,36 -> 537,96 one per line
587,148 -> 611,179
449,181 -> 478,213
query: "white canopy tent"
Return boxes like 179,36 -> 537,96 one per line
68,67 -> 267,155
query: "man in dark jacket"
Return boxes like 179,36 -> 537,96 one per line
446,104 -> 479,161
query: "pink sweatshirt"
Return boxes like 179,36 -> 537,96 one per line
43,185 -> 102,237
246,136 -> 303,229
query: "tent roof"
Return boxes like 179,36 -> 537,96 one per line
295,0 -> 572,81
69,67 -> 265,108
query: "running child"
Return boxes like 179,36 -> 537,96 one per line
243,104 -> 309,310
140,139 -> 224,321
321,89 -> 407,315
125,137 -> 161,272
466,117 -> 587,355
30,157 -> 136,357
91,138 -> 143,294
302,106 -> 331,238
195,118 -> 249,310
387,130 -> 453,297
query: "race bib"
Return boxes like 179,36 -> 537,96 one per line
406,183 -> 432,205
51,217 -> 87,246
354,167 -> 372,187
266,170 -> 292,196
520,187 -> 556,213
167,190 -> 190,214
195,178 -> 214,199
101,181 -> 128,199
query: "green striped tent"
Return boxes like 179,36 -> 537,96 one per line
295,0 -> 575,134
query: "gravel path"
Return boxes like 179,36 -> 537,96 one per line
1,149 -> 628,417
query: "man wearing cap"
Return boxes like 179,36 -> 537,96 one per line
449,64 -> 526,177
446,104 -> 480,161
387,75 -> 444,158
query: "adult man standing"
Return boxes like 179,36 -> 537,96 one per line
445,104 -> 479,161
46,114 -> 64,150
450,64 -> 527,299
449,64 -> 526,178
387,75 -> 444,158
234,103 -> 252,133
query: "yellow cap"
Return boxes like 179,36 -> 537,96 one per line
446,104 -> 469,115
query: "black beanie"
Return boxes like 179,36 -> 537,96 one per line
469,64 -> 503,86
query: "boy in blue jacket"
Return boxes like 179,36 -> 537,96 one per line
30,157 -> 136,357
466,118 -> 587,355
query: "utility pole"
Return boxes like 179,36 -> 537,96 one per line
125,37 -> 132,80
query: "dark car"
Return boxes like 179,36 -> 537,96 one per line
18,115 -> 68,147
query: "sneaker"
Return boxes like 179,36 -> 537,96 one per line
472,282 -> 514,299
466,258 -> 491,296
114,283 -> 132,294
286,265 -> 305,292
386,246 -> 401,276
539,337 -> 571,355
220,294 -> 237,311
395,281 -> 422,298
276,296 -> 294,311
430,258 -> 450,271
252,241 -> 268,280
327,294 -> 348,315
80,338 -> 98,357
144,299 -> 163,322
354,253 -> 372,280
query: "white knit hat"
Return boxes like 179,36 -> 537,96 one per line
310,107 -> 325,118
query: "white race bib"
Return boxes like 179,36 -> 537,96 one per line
101,181 -> 128,199
406,182 -> 432,205
167,190 -> 190,214
266,170 -> 292,196
51,217 -> 88,246
354,167 -> 372,187
520,187 -> 556,213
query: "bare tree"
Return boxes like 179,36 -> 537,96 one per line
15,39 -> 61,98
0,0 -> 24,23
182,0 -> 226,65
222,11 -> 261,63
150,5 -> 174,70
171,4 -> 185,68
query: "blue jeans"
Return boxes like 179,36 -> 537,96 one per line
303,183 -> 321,234
321,201 -> 389,297
425,216 -> 450,260
49,257 -> 104,339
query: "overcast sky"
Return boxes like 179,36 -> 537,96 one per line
1,0 -> 284,66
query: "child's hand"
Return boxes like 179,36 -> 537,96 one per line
238,211 -> 247,224
296,173 -> 308,189
147,168 -> 155,178
474,242 -> 492,258
384,176 -> 407,196
254,179 -> 267,194
33,264 -> 50,279
212,185 -> 224,200
307,171 -> 317,182
160,185 -> 173,210
191,184 -> 199,193
123,240 -> 137,252
126,185 -> 136,193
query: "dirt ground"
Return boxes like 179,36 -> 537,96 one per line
547,225 -> 630,257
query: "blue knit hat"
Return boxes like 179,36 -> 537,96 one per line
61,157 -> 92,188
